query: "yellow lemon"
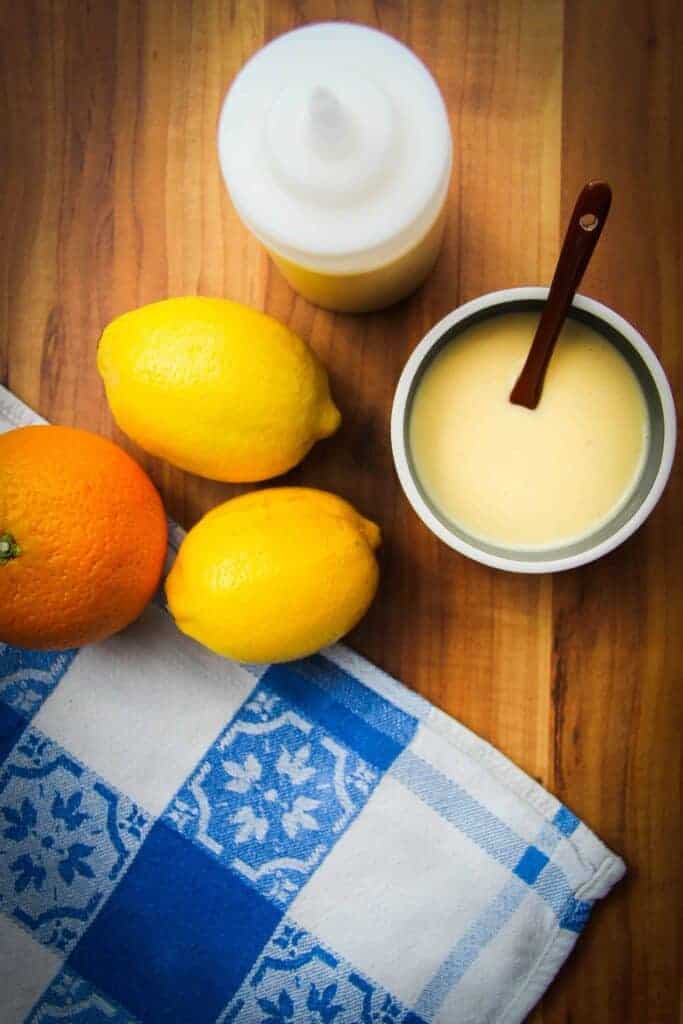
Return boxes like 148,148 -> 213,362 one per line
166,488 -> 381,663
97,297 -> 341,482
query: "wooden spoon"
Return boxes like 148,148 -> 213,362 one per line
509,180 -> 612,409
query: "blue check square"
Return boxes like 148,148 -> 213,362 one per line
27,967 -> 138,1024
165,682 -> 380,908
218,917 -> 428,1024
0,728 -> 151,955
514,845 -> 549,885
0,701 -> 24,766
559,895 -> 593,934
0,645 -> 76,720
553,805 -> 580,838
70,821 -> 282,1024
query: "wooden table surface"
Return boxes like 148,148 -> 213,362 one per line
1,2 -> 681,1020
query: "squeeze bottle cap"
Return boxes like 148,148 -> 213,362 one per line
218,22 -> 452,273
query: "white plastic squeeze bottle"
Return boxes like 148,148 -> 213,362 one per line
218,22 -> 452,313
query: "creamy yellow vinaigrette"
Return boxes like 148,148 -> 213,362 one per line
409,312 -> 649,549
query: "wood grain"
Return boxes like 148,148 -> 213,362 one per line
1,1 -> 680,1020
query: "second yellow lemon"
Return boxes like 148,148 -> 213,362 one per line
97,297 -> 341,482
166,488 -> 381,663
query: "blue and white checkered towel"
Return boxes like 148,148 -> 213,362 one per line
0,384 -> 625,1024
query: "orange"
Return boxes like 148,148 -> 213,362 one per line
0,425 -> 167,650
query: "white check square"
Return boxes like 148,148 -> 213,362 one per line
34,604 -> 255,817
290,772 -> 508,1007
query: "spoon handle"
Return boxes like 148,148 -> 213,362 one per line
510,180 -> 612,409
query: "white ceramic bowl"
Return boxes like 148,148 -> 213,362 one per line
391,287 -> 677,573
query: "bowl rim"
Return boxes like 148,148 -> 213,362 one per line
390,286 -> 677,573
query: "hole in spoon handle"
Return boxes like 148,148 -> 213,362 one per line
563,180 -> 612,294
579,212 -> 598,231
510,180 -> 612,409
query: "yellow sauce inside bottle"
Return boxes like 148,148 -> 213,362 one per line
268,205 -> 447,314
